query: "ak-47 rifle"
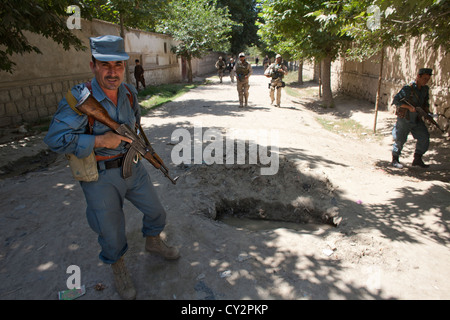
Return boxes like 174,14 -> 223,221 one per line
400,98 -> 445,133
75,94 -> 178,184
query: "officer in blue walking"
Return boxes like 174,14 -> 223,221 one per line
391,68 -> 433,169
44,35 -> 179,300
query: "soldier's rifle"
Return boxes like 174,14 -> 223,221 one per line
76,94 -> 178,184
400,98 -> 445,133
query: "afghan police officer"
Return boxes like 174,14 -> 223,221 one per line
215,56 -> 226,83
44,36 -> 179,300
265,54 -> 288,107
391,68 -> 433,168
233,52 -> 253,107
134,59 -> 146,90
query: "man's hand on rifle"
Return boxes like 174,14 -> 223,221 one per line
94,131 -> 132,149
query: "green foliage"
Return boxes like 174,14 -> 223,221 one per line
0,0 -> 172,73
258,0 -> 449,61
138,82 -> 199,114
156,0 -> 236,59
316,116 -> 379,140
257,0 -> 351,61
378,0 -> 449,51
0,0 -> 86,73
314,0 -> 449,60
82,0 -> 170,32
217,0 -> 261,55
257,0 -> 351,107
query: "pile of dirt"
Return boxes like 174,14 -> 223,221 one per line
177,148 -> 341,227
0,149 -> 58,179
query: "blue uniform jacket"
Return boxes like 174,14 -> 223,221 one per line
392,81 -> 430,111
44,78 -> 140,159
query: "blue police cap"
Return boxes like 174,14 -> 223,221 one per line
89,35 -> 129,61
418,68 -> 433,75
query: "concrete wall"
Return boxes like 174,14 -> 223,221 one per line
0,19 -> 218,128
329,36 -> 449,130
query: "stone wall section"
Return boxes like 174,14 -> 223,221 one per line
0,76 -> 91,127
0,19 -> 218,128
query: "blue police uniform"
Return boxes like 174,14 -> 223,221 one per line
44,67 -> 166,265
391,81 -> 430,159
45,35 -> 179,299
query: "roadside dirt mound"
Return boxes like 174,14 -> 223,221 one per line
0,149 -> 58,179
177,150 -> 341,227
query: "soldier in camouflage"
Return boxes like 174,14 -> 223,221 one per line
233,52 -> 253,107
215,56 -> 226,83
264,54 -> 288,108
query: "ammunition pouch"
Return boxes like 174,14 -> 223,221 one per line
65,151 -> 98,182
271,71 -> 282,79
269,81 -> 285,89
237,74 -> 247,82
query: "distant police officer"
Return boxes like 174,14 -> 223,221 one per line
233,52 -> 253,107
264,54 -> 288,107
391,68 -> 433,168
134,59 -> 146,90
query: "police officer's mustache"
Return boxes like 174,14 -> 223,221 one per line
106,76 -> 120,81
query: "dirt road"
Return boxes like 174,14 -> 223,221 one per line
1,66 -> 449,300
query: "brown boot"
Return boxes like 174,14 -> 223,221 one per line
111,256 -> 136,300
145,235 -> 180,260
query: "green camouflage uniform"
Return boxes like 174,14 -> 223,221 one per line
234,59 -> 253,107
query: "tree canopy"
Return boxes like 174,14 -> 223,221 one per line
217,0 -> 261,55
256,0 -> 449,107
313,0 -> 450,60
156,0 -> 236,82
3,0 -> 447,76
0,0 -> 85,73
81,0 -> 170,32
258,0 -> 352,106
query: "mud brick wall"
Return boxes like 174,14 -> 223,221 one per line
0,76 -> 91,127
0,19 -> 218,129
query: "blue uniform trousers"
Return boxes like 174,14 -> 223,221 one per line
80,160 -> 166,264
392,113 -> 430,157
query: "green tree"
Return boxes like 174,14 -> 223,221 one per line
82,0 -> 171,83
0,0 -> 86,73
315,0 -> 449,60
258,0 -> 351,107
83,0 -> 170,32
217,0 -> 260,55
156,0 -> 236,82
314,0 -> 449,130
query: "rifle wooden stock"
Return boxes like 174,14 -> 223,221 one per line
76,96 -> 119,131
